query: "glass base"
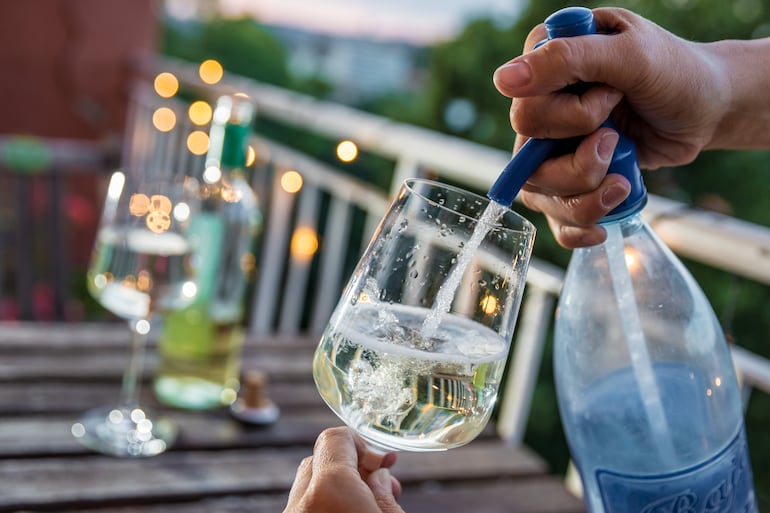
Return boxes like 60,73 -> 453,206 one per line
72,404 -> 177,457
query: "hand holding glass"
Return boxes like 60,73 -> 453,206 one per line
313,179 -> 535,452
72,168 -> 198,457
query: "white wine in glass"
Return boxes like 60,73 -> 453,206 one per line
72,170 -> 198,457
313,179 -> 535,453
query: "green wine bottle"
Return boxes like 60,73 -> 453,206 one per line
154,94 -> 262,410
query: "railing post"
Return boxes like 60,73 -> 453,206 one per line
496,285 -> 556,446
390,156 -> 421,194
250,169 -> 296,335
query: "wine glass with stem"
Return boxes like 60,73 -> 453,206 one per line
312,178 -> 535,454
72,166 -> 199,457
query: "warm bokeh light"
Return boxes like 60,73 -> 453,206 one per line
150,195 -> 173,214
624,246 -> 642,274
280,170 -> 303,194
220,183 -> 242,203
240,252 -> 256,274
187,130 -> 210,155
154,72 -> 179,98
336,140 -> 359,162
291,227 -> 319,261
129,194 -> 151,216
136,270 -> 152,292
146,212 -> 171,233
152,107 -> 177,132
480,294 -> 498,315
188,100 -> 213,126
246,145 -> 256,167
145,194 -> 173,233
199,59 -> 224,84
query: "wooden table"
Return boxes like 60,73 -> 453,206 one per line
0,322 -> 585,513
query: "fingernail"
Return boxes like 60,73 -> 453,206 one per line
597,131 -> 619,163
495,61 -> 532,88
601,182 -> 630,209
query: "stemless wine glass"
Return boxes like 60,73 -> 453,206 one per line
72,167 -> 199,457
313,178 -> 535,452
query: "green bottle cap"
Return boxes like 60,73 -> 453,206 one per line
222,122 -> 250,168
209,95 -> 255,170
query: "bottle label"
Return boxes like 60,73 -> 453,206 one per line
595,430 -> 757,513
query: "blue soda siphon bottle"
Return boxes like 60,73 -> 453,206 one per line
541,8 -> 758,513
153,94 -> 262,410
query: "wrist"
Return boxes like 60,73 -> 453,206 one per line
706,38 -> 770,149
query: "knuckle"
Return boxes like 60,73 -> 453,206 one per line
563,195 -> 602,226
542,38 -> 583,85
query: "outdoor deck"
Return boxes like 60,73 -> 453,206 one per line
0,322 -> 585,513
1,54 -> 769,512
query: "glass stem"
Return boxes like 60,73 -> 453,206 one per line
120,319 -> 149,408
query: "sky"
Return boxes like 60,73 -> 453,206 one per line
212,0 -> 525,43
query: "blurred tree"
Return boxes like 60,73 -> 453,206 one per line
161,16 -> 291,88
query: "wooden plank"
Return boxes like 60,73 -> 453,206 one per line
400,479 -> 585,513
40,479 -> 585,513
0,381 -> 323,415
0,347 -> 315,382
0,409 -> 502,458
0,441 -> 548,510
0,322 -> 318,349
0,410 -> 340,457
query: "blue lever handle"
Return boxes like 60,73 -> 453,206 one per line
487,7 -> 646,221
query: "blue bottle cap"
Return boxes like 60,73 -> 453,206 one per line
545,6 -> 596,38
487,7 -> 647,221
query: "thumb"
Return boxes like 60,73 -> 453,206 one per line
367,468 -> 406,513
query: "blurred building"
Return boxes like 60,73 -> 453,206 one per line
270,25 -> 426,103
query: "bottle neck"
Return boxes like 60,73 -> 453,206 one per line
597,211 -> 647,244
220,123 -> 250,170
207,95 -> 255,180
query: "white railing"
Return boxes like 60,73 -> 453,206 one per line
134,56 -> 770,448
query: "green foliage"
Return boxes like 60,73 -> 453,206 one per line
161,16 -> 291,87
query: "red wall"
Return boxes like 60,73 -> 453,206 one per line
0,0 -> 159,140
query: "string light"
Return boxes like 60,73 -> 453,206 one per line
154,72 -> 179,98
280,170 -> 303,194
187,130 -> 209,155
291,227 -> 319,261
152,107 -> 177,132
188,100 -> 213,125
199,59 -> 224,85
336,140 -> 358,162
